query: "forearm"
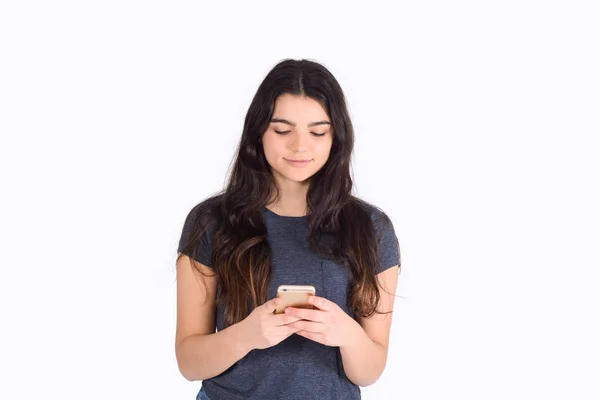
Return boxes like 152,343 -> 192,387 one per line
177,321 -> 252,381
340,323 -> 388,387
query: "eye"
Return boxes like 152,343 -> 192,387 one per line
274,129 -> 327,137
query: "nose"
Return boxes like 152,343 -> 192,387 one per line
290,132 -> 308,153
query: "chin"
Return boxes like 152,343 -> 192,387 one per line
286,174 -> 314,183
278,170 -> 315,182
271,162 -> 322,183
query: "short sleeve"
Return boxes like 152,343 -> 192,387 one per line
372,211 -> 401,275
177,205 -> 214,268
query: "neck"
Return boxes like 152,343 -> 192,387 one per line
266,179 -> 310,217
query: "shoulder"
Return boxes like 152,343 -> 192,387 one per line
178,193 -> 224,265
351,197 -> 401,273
350,197 -> 395,231
350,196 -> 399,248
181,193 -> 224,229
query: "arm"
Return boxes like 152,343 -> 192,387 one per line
175,254 -> 252,381
340,265 -> 399,386
175,254 -> 300,381
177,325 -> 252,381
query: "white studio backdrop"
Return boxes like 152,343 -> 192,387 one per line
1,1 -> 599,399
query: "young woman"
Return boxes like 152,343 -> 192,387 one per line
175,59 -> 401,400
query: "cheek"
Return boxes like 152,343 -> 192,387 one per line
316,141 -> 333,161
262,136 -> 286,164
261,135 -> 277,156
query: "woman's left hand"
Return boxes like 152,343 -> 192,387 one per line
284,296 -> 363,347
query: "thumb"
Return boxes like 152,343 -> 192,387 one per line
263,297 -> 281,313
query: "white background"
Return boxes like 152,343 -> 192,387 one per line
1,1 -> 599,399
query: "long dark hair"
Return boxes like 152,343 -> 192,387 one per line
177,58 -> 398,328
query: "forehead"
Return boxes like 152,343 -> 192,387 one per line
272,94 -> 329,121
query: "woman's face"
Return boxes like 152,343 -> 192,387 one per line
262,94 -> 334,185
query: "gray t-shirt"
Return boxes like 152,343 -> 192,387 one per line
177,204 -> 400,400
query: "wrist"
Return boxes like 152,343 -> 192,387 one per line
230,319 -> 254,355
340,318 -> 367,349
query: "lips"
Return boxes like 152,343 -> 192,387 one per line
284,158 -> 312,167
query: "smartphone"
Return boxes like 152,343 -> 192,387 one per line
274,285 -> 316,314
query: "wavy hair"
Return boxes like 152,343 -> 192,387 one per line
177,59 -> 398,328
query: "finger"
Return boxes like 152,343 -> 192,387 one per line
296,330 -> 323,343
285,307 -> 325,322
263,297 -> 281,314
307,295 -> 332,311
272,314 -> 303,326
275,325 -> 301,335
288,320 -> 324,333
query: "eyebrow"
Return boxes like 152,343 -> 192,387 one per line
270,118 -> 331,128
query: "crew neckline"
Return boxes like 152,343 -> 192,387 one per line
263,206 -> 309,219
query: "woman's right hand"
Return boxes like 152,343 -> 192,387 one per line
240,297 -> 302,350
